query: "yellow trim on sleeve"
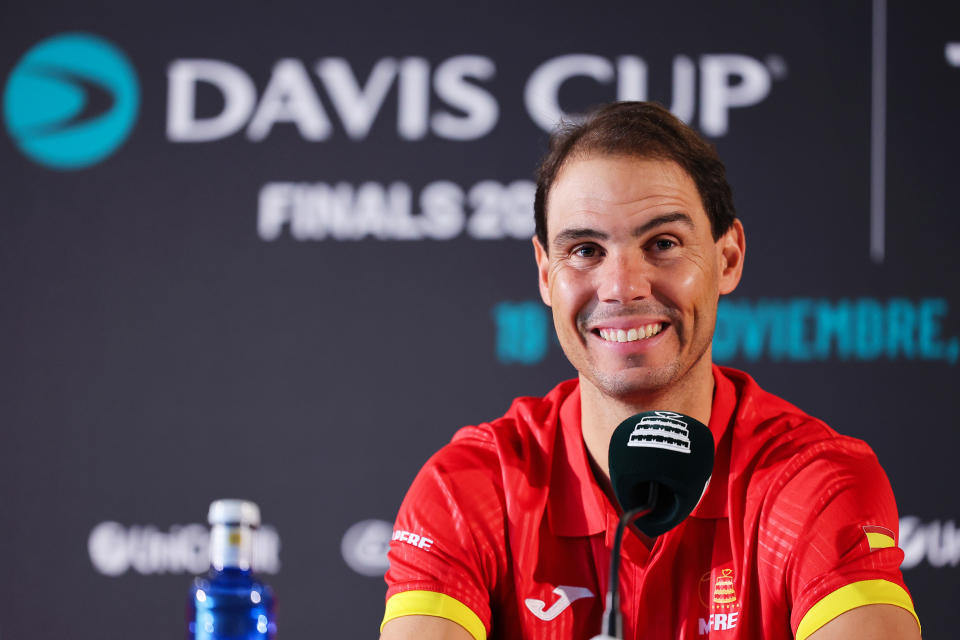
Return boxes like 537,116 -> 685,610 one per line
865,531 -> 895,550
795,579 -> 920,640
381,590 -> 487,640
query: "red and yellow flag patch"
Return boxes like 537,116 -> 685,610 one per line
862,525 -> 895,550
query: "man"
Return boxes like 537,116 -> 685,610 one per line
379,102 -> 921,639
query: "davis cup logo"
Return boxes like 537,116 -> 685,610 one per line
626,410 -> 692,454
3,32 -> 140,169
698,567 -> 741,634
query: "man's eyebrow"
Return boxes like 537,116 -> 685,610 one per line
632,212 -> 696,237
551,212 -> 696,249
551,227 -> 608,249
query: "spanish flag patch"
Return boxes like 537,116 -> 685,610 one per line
862,525 -> 896,550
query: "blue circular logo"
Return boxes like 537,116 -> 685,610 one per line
3,33 -> 140,170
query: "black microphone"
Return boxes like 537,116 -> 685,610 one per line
593,411 -> 715,639
609,410 -> 715,538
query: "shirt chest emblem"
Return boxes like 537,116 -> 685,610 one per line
698,568 -> 742,635
524,585 -> 594,621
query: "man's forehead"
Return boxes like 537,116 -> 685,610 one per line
546,154 -> 707,233
552,154 -> 694,195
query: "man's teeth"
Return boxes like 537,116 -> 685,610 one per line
598,323 -> 664,343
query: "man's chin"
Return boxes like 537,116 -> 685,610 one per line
586,365 -> 680,400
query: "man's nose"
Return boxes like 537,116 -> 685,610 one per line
596,251 -> 652,303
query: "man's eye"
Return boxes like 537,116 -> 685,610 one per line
573,245 -> 599,258
653,238 -> 677,251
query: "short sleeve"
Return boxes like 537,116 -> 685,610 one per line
382,428 -> 506,640
760,438 -> 920,640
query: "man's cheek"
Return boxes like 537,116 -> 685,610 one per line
668,265 -> 703,292
551,278 -> 586,314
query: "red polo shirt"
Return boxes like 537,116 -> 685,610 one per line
382,366 -> 919,639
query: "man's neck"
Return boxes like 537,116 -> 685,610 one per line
579,363 -> 716,485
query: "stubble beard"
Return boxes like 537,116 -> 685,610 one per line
589,355 -> 684,400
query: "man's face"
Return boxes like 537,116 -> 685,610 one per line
534,154 -> 744,400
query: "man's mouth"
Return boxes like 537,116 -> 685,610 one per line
594,323 -> 665,343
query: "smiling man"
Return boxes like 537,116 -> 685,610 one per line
380,102 -> 920,640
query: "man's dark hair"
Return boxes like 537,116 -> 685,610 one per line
533,101 -> 736,251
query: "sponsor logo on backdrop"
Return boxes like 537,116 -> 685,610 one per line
87,521 -> 281,576
258,179 -> 536,241
341,519 -> 392,577
167,56 -> 499,143
5,36 -> 785,179
3,33 -> 140,169
946,43 -> 960,66
492,297 -> 960,366
524,54 -> 786,137
900,517 -> 960,570
168,53 -> 785,144
713,298 -> 959,364
493,301 -> 552,364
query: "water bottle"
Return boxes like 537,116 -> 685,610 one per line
188,499 -> 277,639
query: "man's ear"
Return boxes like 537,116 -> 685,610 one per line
717,219 -> 745,295
532,236 -> 552,306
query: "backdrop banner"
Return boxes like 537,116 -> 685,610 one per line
1,1 -> 957,638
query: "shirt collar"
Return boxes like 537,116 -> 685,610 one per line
547,365 -> 737,537
547,386 -> 608,536
689,364 -> 736,520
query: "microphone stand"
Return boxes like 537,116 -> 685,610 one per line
594,483 -> 658,640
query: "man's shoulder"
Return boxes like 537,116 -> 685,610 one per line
723,365 -> 856,443
426,379 -> 578,475
720,366 -> 883,487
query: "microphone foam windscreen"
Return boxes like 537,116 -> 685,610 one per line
608,411 -> 715,537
